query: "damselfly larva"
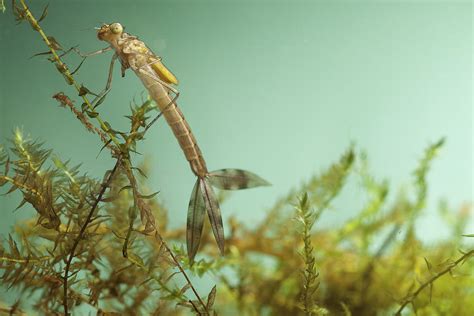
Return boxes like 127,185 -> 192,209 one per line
96,22 -> 269,262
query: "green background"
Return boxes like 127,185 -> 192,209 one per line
0,0 -> 472,263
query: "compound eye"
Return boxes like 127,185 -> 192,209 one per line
110,23 -> 123,34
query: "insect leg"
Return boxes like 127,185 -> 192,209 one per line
137,67 -> 180,131
59,46 -> 113,75
91,53 -> 118,109
62,46 -> 113,58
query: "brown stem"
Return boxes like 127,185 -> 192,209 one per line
394,249 -> 474,315
155,232 -> 208,315
0,175 -> 43,200
52,92 -> 112,149
62,159 -> 121,315
120,158 -> 209,314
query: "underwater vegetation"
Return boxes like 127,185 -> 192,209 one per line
1,1 -> 473,315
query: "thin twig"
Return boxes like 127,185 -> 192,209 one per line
394,249 -> 474,315
0,256 -> 50,263
62,159 -> 121,315
144,101 -> 173,133
189,299 -> 202,315
120,158 -> 209,314
155,232 -> 208,315
0,175 -> 43,200
52,92 -> 112,149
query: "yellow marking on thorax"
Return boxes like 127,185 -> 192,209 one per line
151,60 -> 179,85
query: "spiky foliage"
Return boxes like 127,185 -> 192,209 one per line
294,193 -> 327,316
205,142 -> 472,316
0,129 -> 219,315
2,138 -> 473,315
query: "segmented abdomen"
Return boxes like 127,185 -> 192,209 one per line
135,66 -> 208,177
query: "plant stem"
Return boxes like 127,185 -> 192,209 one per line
0,256 -> 50,263
0,175 -> 42,199
120,159 -> 209,314
394,249 -> 474,315
62,159 -> 121,316
155,232 -> 209,315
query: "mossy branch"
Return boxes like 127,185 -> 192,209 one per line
120,159 -> 210,314
394,249 -> 474,315
295,193 -> 326,316
411,138 -> 445,216
53,93 -> 112,149
63,158 -> 121,315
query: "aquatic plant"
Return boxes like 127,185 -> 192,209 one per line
1,1 -> 472,315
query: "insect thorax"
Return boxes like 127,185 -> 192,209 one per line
116,35 -> 152,70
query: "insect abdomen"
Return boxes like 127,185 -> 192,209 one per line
137,69 -> 208,177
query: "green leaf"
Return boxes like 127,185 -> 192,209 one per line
339,303 -> 352,316
131,166 -> 147,178
5,184 -> 18,195
14,198 -> 28,211
207,285 -> 217,310
38,3 -> 49,22
100,195 -> 119,202
86,110 -> 99,118
102,121 -> 113,133
138,191 -> 160,199
127,252 -> 145,268
119,185 -> 133,194
30,50 -> 53,59
78,85 -> 91,97
178,283 -> 191,296
1,154 -> 8,171
81,103 -> 88,112
97,139 -> 113,156
47,36 -> 62,50
52,156 -> 66,170
424,257 -> 433,273
94,94 -> 107,108
128,206 -> 138,220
